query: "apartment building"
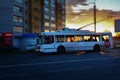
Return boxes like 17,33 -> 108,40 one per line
29,0 -> 66,33
56,0 -> 66,30
0,0 -> 66,50
0,0 -> 65,34
0,0 -> 29,36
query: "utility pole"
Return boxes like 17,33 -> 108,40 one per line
49,0 -> 52,32
94,0 -> 96,32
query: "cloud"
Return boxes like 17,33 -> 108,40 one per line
66,0 -> 89,14
71,4 -> 92,13
66,0 -> 87,6
66,0 -> 120,34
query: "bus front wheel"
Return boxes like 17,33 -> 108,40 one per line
57,46 -> 65,54
94,44 -> 100,52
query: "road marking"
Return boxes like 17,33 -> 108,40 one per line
0,57 -> 119,68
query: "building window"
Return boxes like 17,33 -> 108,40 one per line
25,19 -> 28,24
44,0 -> 49,5
14,26 -> 23,32
34,25 -> 37,30
14,0 -> 22,3
51,11 -> 55,15
51,17 -> 55,20
13,16 -> 23,23
34,8 -> 40,13
34,0 -> 39,4
13,6 -> 22,12
44,7 -> 49,12
62,11 -> 65,14
62,5 -> 65,9
44,15 -> 49,19
44,22 -> 49,27
34,16 -> 39,22
51,0 -> 55,3
37,26 -> 39,30
51,3 -> 55,8
51,23 -> 55,27
34,25 -> 39,30
25,1 -> 28,7
25,10 -> 28,15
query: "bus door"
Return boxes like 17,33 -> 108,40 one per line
101,34 -> 112,48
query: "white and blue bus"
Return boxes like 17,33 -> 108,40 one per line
35,28 -> 113,54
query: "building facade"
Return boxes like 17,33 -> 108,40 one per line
0,0 -> 66,34
29,0 -> 66,33
0,0 -> 66,49
0,0 -> 29,36
29,0 -> 42,33
56,0 -> 66,30
41,0 -> 56,32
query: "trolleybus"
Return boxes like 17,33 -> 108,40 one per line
35,28 -> 113,54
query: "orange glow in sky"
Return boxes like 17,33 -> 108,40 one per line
66,0 -> 120,36
66,22 -> 116,36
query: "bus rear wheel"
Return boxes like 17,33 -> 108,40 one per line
57,46 -> 65,54
94,44 -> 100,52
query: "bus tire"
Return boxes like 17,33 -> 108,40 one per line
94,44 -> 100,52
57,46 -> 65,54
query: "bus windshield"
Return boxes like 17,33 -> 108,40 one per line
44,35 -> 54,44
37,35 -> 54,45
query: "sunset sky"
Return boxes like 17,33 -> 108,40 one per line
66,0 -> 120,36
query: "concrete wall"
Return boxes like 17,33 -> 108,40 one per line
0,0 -> 13,32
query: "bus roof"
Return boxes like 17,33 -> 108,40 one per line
40,28 -> 112,35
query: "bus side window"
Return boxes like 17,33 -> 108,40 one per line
75,35 -> 83,42
93,35 -> 100,42
56,35 -> 64,42
66,35 -> 75,42
84,35 -> 91,42
56,36 -> 60,42
88,36 -> 93,41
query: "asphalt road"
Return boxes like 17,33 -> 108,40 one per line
0,49 -> 120,80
